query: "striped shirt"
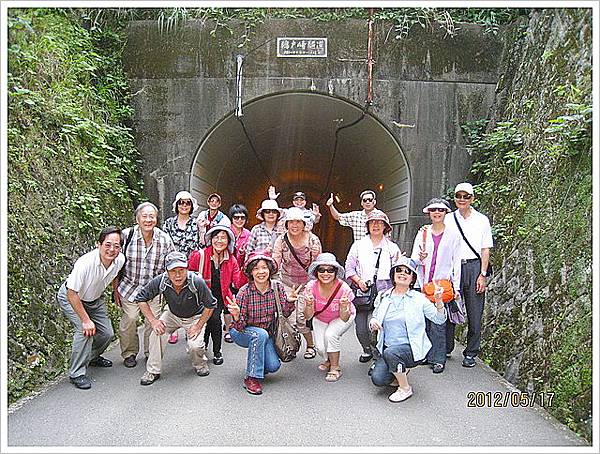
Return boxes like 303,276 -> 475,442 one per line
118,226 -> 175,301
245,222 -> 284,256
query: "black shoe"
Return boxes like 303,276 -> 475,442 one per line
359,353 -> 373,363
140,371 -> 160,386
70,375 -> 92,389
367,362 -> 376,376
213,353 -> 224,365
123,355 -> 137,368
462,356 -> 476,368
432,363 -> 445,374
89,356 -> 112,368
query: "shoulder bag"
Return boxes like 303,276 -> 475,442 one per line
420,226 -> 455,303
453,212 -> 493,277
272,282 -> 302,362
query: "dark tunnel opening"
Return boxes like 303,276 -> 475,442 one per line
190,91 -> 410,260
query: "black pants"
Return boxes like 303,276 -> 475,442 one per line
460,260 -> 485,358
204,307 -> 223,356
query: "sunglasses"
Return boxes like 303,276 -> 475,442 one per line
394,266 -> 412,275
177,200 -> 192,206
362,198 -> 374,203
316,266 -> 337,274
428,208 -> 447,213
455,194 -> 473,200
262,209 -> 278,214
232,214 -> 247,220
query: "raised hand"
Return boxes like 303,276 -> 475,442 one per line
289,284 -> 305,302
326,193 -> 334,207
268,185 -> 280,200
226,296 -> 240,319
312,203 -> 320,215
418,243 -> 428,261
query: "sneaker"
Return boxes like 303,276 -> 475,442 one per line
432,363 -> 445,374
359,353 -> 373,363
367,362 -> 376,376
389,386 -> 413,403
462,356 -> 476,368
196,364 -> 210,376
243,376 -> 263,395
69,375 -> 92,389
140,371 -> 160,386
89,356 -> 112,368
446,353 -> 452,358
223,332 -> 233,343
213,353 -> 224,365
123,354 -> 137,368
168,332 -> 179,344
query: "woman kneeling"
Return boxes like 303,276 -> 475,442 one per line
369,257 -> 446,402
302,253 -> 356,382
227,250 -> 297,395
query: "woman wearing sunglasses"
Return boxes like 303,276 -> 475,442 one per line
163,191 -> 200,344
369,257 -> 446,402
301,253 -> 356,382
410,197 -> 462,374
246,199 -> 284,256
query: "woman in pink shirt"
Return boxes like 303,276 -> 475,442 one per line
302,253 -> 356,382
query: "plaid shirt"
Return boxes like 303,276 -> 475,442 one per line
339,210 -> 368,241
230,281 -> 294,335
163,215 -> 198,257
245,222 -> 284,255
118,226 -> 175,301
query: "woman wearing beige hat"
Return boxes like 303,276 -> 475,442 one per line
345,209 -> 402,364
302,252 -> 355,381
162,190 -> 199,344
246,199 -> 284,256
272,207 -> 322,359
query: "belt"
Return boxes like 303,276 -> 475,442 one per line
461,258 -> 480,264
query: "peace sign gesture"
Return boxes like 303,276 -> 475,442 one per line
226,295 -> 240,319
289,284 -> 305,302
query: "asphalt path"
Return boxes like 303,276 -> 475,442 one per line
7,327 -> 587,448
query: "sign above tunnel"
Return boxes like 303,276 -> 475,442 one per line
277,37 -> 327,57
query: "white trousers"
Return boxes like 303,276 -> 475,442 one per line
312,313 -> 356,358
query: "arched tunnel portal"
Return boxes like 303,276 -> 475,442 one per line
190,91 -> 410,259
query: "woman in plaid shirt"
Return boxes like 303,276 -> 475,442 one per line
227,250 -> 298,395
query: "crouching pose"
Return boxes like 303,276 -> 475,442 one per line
369,257 -> 446,402
227,250 -> 299,395
135,251 -> 216,385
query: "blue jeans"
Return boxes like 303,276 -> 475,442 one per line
230,326 -> 281,379
425,318 -> 447,365
371,344 -> 417,387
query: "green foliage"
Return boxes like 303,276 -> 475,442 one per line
7,8 -> 144,403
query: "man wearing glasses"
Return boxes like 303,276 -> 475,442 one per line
326,190 -> 379,241
447,182 -> 493,369
56,226 -> 125,389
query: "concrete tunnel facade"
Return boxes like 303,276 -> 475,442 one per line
123,17 -> 503,255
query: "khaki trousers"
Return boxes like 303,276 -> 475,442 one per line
119,295 -> 161,359
146,307 -> 207,375
282,281 -> 311,335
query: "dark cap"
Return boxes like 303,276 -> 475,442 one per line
292,191 -> 306,200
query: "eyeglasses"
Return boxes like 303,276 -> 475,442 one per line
428,208 -> 447,213
455,194 -> 473,200
103,242 -> 121,250
362,198 -> 374,203
177,200 -> 192,206
394,266 -> 412,275
232,215 -> 246,220
140,214 -> 156,220
316,267 -> 337,274
262,209 -> 278,214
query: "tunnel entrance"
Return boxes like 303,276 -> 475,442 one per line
190,91 -> 410,259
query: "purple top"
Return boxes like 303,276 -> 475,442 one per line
427,232 -> 444,283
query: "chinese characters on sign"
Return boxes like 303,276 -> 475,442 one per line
277,37 -> 327,58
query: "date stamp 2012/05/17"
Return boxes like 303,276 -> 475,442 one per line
467,391 -> 555,408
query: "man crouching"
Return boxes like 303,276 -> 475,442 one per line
135,251 -> 216,385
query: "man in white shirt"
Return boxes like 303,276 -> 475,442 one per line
57,226 -> 125,389
446,182 -> 493,368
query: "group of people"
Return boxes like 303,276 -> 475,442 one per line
57,182 -> 493,403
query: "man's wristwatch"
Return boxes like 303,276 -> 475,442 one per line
480,270 -> 488,277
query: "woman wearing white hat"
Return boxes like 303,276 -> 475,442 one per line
410,197 -> 462,374
245,199 -> 284,256
302,253 -> 356,381
345,209 -> 402,364
369,256 -> 446,402
188,225 -> 244,365
272,207 -> 322,359
163,190 -> 200,344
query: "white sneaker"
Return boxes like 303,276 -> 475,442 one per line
389,386 -> 413,403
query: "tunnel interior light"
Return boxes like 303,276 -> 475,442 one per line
335,194 -> 341,204
378,183 -> 384,191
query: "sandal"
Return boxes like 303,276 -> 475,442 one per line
325,368 -> 342,382
304,346 -> 317,359
318,362 -> 330,372
224,332 -> 233,343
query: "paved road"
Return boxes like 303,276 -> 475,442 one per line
7,328 -> 587,448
